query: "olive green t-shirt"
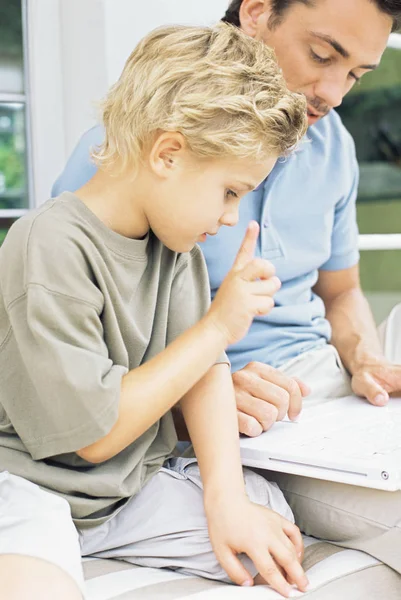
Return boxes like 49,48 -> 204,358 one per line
0,192 -> 222,528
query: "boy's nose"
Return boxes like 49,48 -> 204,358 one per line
220,208 -> 239,228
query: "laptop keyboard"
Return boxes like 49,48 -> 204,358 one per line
290,406 -> 401,460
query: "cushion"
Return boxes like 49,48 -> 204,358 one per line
82,535 -> 401,599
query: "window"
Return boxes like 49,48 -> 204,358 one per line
337,33 -> 401,323
0,0 -> 31,243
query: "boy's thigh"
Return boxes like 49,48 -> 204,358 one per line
80,457 -> 293,582
261,470 -> 401,573
0,471 -> 84,594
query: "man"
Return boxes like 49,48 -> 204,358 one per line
53,0 -> 401,574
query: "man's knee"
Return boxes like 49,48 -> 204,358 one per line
379,301 -> 401,362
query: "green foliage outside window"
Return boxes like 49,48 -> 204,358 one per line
0,143 -> 25,193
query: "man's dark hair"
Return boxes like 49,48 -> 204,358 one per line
222,0 -> 401,31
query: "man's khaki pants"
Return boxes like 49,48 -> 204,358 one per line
264,302 -> 401,573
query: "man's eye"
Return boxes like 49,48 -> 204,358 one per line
310,49 -> 331,64
226,189 -> 238,198
349,72 -> 361,83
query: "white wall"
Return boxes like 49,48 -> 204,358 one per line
103,0 -> 230,86
28,0 -> 230,204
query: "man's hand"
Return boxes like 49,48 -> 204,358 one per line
205,494 -> 309,597
351,360 -> 401,406
233,362 -> 311,437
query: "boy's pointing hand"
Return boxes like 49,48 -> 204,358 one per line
207,221 -> 281,347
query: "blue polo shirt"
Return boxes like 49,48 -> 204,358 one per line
52,110 -> 359,371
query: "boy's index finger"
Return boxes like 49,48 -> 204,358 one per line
233,221 -> 260,271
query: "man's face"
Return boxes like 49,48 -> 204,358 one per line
241,0 -> 392,125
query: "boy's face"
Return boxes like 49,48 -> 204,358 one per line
240,0 -> 392,125
145,149 -> 277,253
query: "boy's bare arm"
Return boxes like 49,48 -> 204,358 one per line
180,363 -> 244,498
77,316 -> 227,463
180,362 -> 308,596
78,222 -> 277,463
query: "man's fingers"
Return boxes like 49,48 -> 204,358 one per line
352,365 -> 401,407
235,366 -> 301,422
233,221 -> 260,271
216,548 -> 254,587
353,372 -> 389,406
293,376 -> 311,398
286,384 -> 303,422
237,398 -> 279,433
238,411 -> 264,437
260,366 -> 303,421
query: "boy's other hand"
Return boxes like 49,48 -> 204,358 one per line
207,221 -> 281,347
205,495 -> 309,597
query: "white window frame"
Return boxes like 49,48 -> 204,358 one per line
0,0 -> 34,218
358,32 -> 401,252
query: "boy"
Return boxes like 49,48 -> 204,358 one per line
0,24 -> 307,600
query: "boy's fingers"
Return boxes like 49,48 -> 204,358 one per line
241,259 -> 276,282
217,549 -> 254,587
252,552 -> 294,598
249,276 -> 281,295
253,296 -> 275,316
271,543 -> 309,593
232,221 -> 260,271
281,520 -> 304,563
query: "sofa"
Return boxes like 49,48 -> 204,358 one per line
82,535 -> 401,599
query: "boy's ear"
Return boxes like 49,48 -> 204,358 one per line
149,132 -> 186,178
239,0 -> 269,38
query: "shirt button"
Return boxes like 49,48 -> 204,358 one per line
263,220 -> 269,228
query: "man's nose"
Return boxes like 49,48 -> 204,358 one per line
314,77 -> 344,110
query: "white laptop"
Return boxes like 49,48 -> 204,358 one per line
240,394 -> 401,491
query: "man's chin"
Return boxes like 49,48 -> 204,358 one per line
307,110 -> 330,126
307,113 -> 322,126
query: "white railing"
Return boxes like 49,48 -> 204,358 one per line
388,33 -> 401,50
360,34 -> 401,251
358,234 -> 401,251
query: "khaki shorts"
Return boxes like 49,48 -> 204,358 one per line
0,458 -> 293,596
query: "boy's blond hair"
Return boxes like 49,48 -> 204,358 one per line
93,23 -> 307,172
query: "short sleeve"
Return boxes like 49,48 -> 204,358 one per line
320,146 -> 360,271
167,246 -> 229,366
4,285 -> 126,460
51,125 -> 103,196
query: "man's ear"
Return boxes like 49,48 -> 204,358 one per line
149,132 -> 186,179
239,0 -> 268,38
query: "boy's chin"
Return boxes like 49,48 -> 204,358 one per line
160,236 -> 195,254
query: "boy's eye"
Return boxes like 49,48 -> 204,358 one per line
226,189 -> 238,199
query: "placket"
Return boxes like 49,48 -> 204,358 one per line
260,174 -> 284,261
